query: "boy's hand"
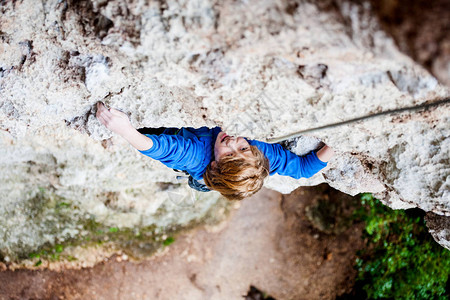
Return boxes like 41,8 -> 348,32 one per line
96,102 -> 134,137
96,102 -> 153,151
317,145 -> 335,163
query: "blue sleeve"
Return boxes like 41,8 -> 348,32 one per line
138,134 -> 205,172
248,140 -> 328,179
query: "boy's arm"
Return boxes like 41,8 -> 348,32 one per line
137,133 -> 206,172
120,128 -> 153,151
96,102 -> 205,172
248,140 -> 333,179
96,102 -> 153,151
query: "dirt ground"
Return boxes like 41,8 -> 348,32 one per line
0,185 -> 365,300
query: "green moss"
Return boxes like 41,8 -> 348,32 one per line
13,188 -> 232,266
352,193 -> 450,299
3,184 -> 232,266
163,236 -> 175,246
108,227 -> 119,233
28,243 -> 69,264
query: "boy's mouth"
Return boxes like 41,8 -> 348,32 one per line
221,134 -> 230,143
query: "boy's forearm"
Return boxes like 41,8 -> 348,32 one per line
120,126 -> 153,151
316,145 -> 334,162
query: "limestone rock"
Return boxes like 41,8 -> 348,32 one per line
0,0 -> 449,259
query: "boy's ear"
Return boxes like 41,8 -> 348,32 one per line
211,161 -> 217,170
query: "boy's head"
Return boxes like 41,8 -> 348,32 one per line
203,132 -> 270,200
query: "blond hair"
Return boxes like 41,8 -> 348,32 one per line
203,145 -> 270,200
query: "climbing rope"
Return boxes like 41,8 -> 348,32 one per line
267,97 -> 450,143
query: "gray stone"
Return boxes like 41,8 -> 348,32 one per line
0,0 -> 449,259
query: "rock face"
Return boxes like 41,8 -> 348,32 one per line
0,0 -> 449,260
368,0 -> 450,86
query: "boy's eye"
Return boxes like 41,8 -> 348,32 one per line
241,147 -> 248,151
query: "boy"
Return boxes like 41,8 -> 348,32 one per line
96,102 -> 334,200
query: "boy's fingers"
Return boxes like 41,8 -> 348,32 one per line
96,103 -> 111,125
97,103 -> 106,114
102,112 -> 112,122
96,107 -> 110,120
96,103 -> 104,117
109,108 -> 123,116
97,114 -> 108,126
97,102 -> 106,112
98,104 -> 114,119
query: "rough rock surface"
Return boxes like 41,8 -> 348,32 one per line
0,0 -> 449,259
425,212 -> 450,251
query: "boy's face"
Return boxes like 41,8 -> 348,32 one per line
213,132 -> 252,168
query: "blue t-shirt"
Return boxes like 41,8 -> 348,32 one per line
138,126 -> 327,180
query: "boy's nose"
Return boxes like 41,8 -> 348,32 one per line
226,137 -> 236,146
